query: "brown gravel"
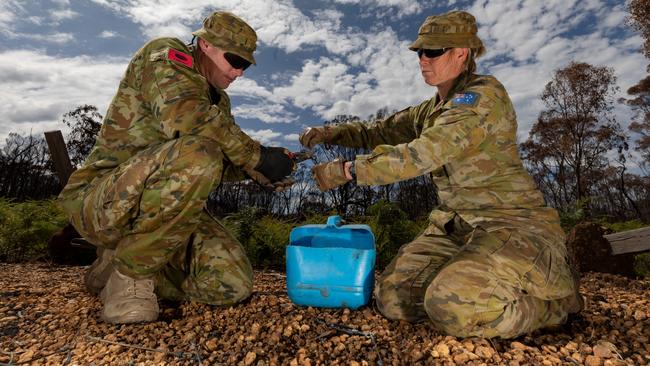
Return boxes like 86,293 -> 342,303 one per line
0,263 -> 648,365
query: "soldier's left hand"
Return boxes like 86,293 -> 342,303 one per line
312,158 -> 351,191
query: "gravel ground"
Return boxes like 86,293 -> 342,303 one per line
0,263 -> 648,365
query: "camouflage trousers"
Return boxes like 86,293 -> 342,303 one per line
375,215 -> 582,339
63,136 -> 253,305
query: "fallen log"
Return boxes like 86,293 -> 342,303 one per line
604,227 -> 650,255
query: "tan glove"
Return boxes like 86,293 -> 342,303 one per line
299,127 -> 329,148
312,158 -> 351,191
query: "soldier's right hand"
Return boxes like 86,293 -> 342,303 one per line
299,127 -> 327,148
254,146 -> 294,181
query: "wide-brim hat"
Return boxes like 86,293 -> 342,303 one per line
192,11 -> 257,65
409,10 -> 484,56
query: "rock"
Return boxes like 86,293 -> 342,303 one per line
475,346 -> 494,359
244,351 -> 257,366
453,352 -> 469,363
586,355 -> 602,366
511,341 -> 528,350
435,343 -> 450,357
593,341 -> 617,358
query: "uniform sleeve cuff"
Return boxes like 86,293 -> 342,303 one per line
243,142 -> 261,171
354,155 -> 371,185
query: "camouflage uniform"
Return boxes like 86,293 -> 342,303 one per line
317,12 -> 582,338
59,31 -> 257,305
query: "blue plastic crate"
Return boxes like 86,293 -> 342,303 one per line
286,215 -> 376,309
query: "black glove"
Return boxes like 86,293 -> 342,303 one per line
254,146 -> 294,182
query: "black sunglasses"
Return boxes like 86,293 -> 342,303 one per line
224,52 -> 252,71
417,48 -> 450,59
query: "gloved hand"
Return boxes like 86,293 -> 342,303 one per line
299,127 -> 329,148
312,158 -> 351,191
245,146 -> 295,191
255,146 -> 295,181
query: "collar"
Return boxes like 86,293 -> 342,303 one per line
437,71 -> 474,105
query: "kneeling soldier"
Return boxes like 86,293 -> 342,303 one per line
300,10 -> 583,338
59,11 -> 294,324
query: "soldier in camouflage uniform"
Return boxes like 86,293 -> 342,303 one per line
59,11 -> 295,324
299,10 -> 583,338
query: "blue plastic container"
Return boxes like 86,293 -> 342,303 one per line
286,215 -> 376,309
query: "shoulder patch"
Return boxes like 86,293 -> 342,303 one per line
451,92 -> 479,106
167,48 -> 193,68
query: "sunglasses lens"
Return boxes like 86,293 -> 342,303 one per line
417,48 -> 446,58
224,53 -> 251,70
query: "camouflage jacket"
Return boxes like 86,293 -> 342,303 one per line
326,73 -> 563,238
60,37 -> 260,202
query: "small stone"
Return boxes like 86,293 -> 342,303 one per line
244,352 -> 257,366
410,349 -> 423,362
585,355 -> 602,366
283,325 -> 293,338
571,352 -> 584,363
593,341 -> 616,358
475,346 -> 494,359
435,343 -> 450,357
205,338 -> 218,351
453,352 -> 469,363
511,342 -> 528,350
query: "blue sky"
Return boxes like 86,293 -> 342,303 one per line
0,0 -> 645,156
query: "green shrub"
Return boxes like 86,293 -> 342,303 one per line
364,200 -> 422,269
0,198 -> 68,262
223,208 -> 293,269
635,253 -> 650,278
558,199 -> 587,231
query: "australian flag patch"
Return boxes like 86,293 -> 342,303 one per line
451,92 -> 479,106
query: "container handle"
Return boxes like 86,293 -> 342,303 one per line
326,215 -> 342,228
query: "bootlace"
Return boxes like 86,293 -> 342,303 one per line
125,277 -> 155,299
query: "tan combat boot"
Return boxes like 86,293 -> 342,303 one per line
84,247 -> 115,294
100,268 -> 159,324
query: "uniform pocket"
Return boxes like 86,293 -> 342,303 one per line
524,243 -> 575,300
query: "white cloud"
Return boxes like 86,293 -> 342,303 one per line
467,0 -> 646,139
51,9 -> 79,22
0,0 -> 24,29
0,49 -> 127,142
284,133 -> 299,141
331,0 -> 423,17
90,0 -> 364,55
232,103 -> 297,124
242,128 -> 283,145
5,31 -> 75,44
270,28 -> 431,121
99,30 -> 118,38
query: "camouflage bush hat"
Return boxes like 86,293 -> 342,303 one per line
409,10 -> 484,56
192,11 -> 257,64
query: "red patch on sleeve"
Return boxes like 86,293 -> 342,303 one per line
167,48 -> 193,68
